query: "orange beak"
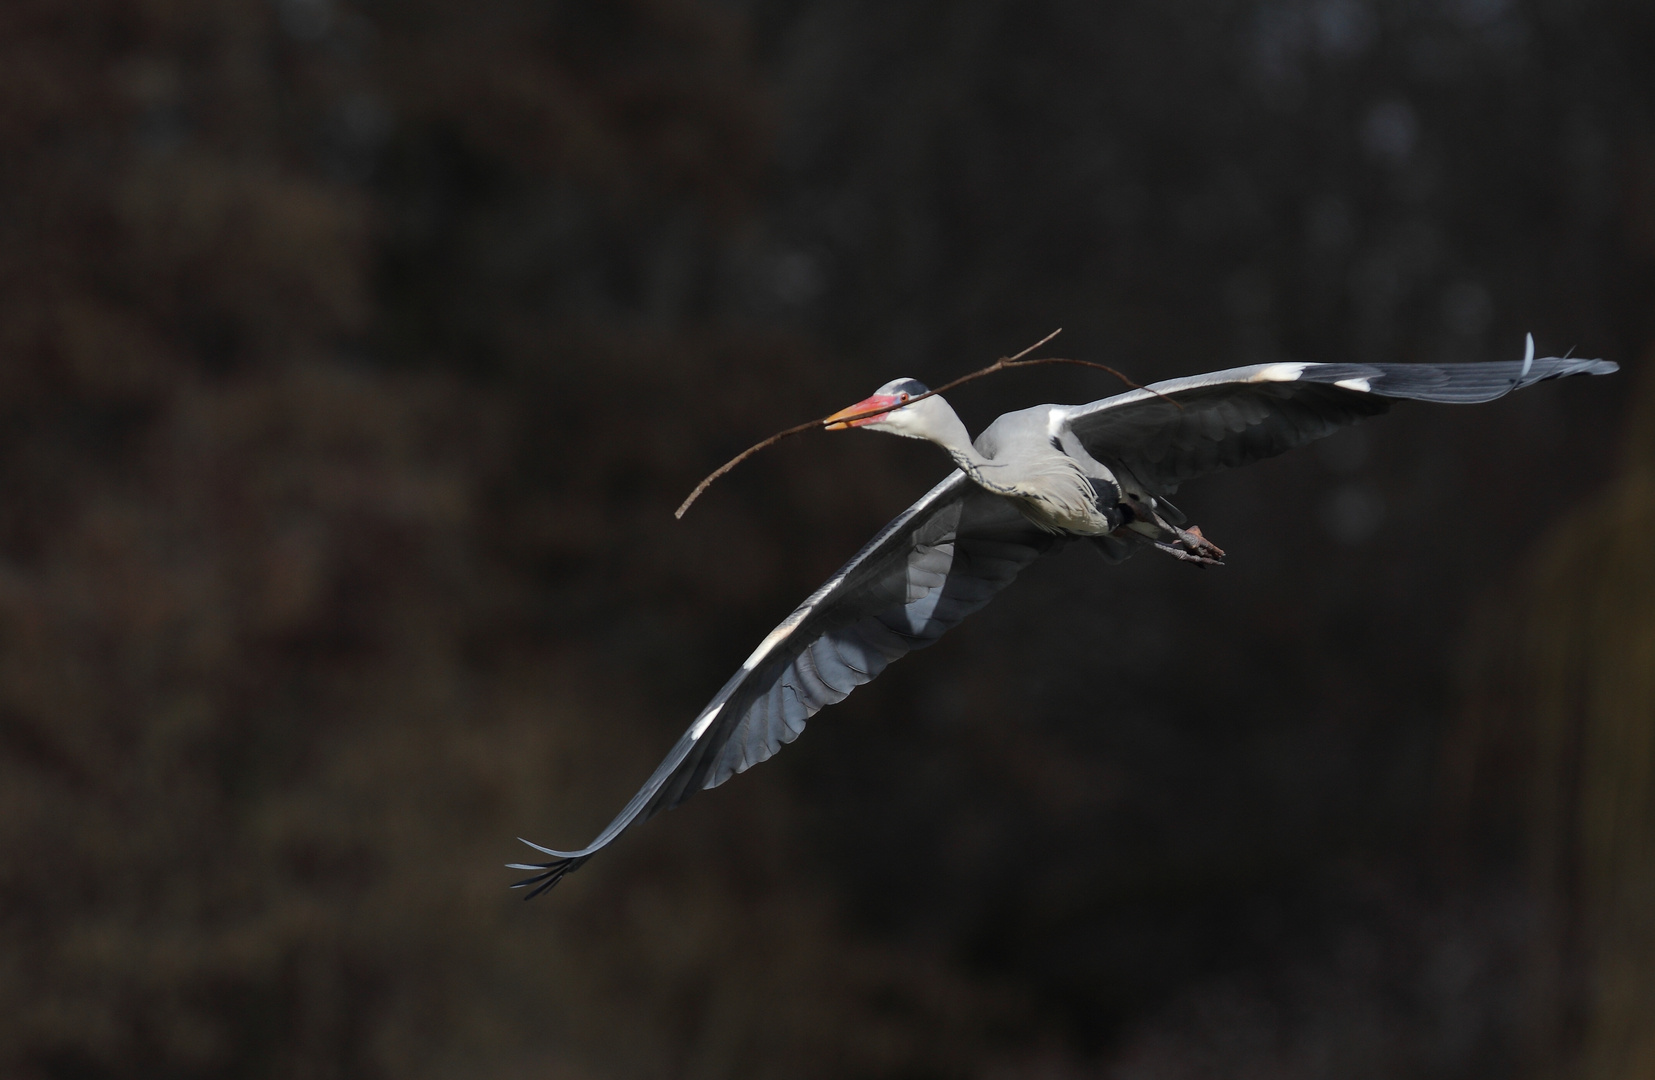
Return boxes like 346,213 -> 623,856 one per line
824,394 -> 902,431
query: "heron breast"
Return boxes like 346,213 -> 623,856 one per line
1009,471 -> 1118,536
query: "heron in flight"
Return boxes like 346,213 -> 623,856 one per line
511,343 -> 1615,897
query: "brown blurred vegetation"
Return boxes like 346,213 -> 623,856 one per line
0,0 -> 1651,1077
0,2 -> 1021,1076
1458,351 -> 1655,1080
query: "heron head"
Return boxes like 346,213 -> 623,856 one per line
824,378 -> 933,433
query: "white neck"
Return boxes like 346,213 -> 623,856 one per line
900,398 -> 1017,496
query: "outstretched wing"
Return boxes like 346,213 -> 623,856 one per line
1062,355 -> 1617,494
511,473 -> 1058,897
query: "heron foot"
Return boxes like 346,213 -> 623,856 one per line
1154,523 -> 1226,567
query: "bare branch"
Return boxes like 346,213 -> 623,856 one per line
671,415 -> 833,520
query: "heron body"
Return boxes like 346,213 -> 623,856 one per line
511,345 -> 1617,898
823,378 -> 1215,560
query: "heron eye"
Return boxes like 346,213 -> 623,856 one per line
899,393 -> 910,403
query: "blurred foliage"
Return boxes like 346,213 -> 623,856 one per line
0,1 -> 1021,1077
1458,354 -> 1655,1080
0,0 -> 1650,1076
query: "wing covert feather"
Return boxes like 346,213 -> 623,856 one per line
695,482 -> 1054,791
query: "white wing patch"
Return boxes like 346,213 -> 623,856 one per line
1251,363 -> 1309,383
688,703 -> 723,739
1335,377 -> 1372,392
740,613 -> 808,671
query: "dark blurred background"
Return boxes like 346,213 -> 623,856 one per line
3,0 -> 1653,1076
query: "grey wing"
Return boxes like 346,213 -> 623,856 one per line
510,472 -> 1059,897
1062,355 -> 1618,494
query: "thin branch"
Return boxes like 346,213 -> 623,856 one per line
672,415 -> 841,519
674,329 -> 1177,519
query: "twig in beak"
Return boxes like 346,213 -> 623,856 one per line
674,329 -> 1177,519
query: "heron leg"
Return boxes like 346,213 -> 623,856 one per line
1124,513 -> 1225,567
1110,498 -> 1225,566
1152,536 -> 1225,567
1175,523 -> 1225,559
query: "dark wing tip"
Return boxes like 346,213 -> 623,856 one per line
1501,354 -> 1618,385
508,838 -> 589,900
1295,355 -> 1619,405
508,857 -> 582,900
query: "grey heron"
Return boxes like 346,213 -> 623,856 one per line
511,344 -> 1616,898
